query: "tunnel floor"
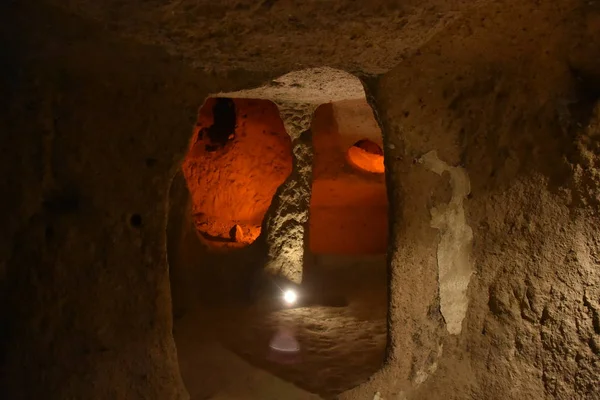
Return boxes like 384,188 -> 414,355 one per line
173,258 -> 387,398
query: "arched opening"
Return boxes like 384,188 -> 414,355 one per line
169,68 -> 388,399
309,101 -> 389,255
182,98 -> 293,248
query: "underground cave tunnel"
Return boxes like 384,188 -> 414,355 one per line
5,4 -> 600,400
168,92 -> 388,399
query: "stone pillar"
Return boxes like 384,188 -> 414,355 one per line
262,102 -> 316,284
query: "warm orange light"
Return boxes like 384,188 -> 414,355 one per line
182,98 -> 292,248
309,104 -> 388,255
346,140 -> 385,174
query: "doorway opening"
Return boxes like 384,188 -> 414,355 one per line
296,99 -> 388,396
309,101 -> 388,255
169,68 -> 389,399
181,97 -> 292,249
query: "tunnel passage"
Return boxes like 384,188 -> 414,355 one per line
182,98 -> 293,248
170,70 -> 389,399
309,100 -> 389,255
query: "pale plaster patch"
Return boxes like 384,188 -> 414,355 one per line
420,150 -> 473,335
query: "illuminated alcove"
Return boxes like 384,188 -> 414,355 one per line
309,101 -> 388,255
182,97 -> 293,248
168,68 -> 389,399
347,139 -> 385,174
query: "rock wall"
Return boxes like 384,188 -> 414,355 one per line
309,102 -> 388,255
182,98 -> 293,246
262,102 -> 316,284
0,3 -> 274,399
2,1 -> 600,400
342,2 -> 600,399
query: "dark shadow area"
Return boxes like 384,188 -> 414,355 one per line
203,98 -> 237,148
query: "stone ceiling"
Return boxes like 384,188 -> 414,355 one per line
47,0 -> 483,75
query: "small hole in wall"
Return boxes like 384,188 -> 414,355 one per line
129,214 -> 142,228
200,98 -> 236,148
347,139 -> 385,174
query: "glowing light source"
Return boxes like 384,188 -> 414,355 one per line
283,289 -> 298,305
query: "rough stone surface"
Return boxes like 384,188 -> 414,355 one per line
340,3 -> 600,399
46,0 -> 477,74
3,0 -> 600,400
277,102 -> 318,140
219,67 -> 366,104
0,3 -> 271,399
263,102 -> 316,283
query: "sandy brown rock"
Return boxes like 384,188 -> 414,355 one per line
46,0 -> 480,74
262,102 -> 315,284
2,0 -> 600,400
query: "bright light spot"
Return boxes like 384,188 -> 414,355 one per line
283,289 -> 297,305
